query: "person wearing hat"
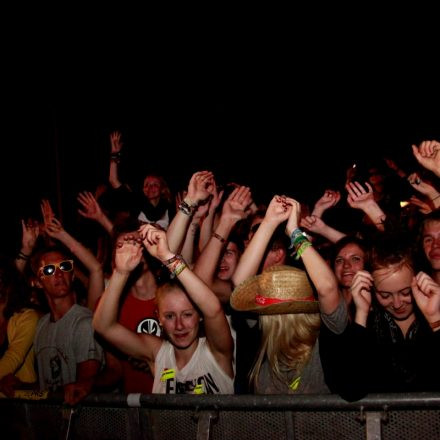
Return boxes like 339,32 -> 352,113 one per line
230,195 -> 346,394
230,195 -> 297,392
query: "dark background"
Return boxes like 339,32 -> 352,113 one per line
1,23 -> 440,255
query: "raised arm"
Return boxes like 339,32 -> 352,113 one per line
167,171 -> 214,254
311,189 -> 341,218
198,181 -> 224,252
346,181 -> 386,231
42,200 -> 104,310
93,236 -> 161,368
412,140 -> 440,178
15,219 -> 40,273
300,215 -> 346,244
179,200 -> 210,266
285,197 -> 341,314
194,186 -> 252,301
407,173 -> 440,211
77,191 -> 114,234
232,195 -> 291,287
140,224 -> 233,374
108,131 -> 123,188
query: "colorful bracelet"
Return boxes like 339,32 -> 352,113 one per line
163,254 -> 180,266
295,240 -> 312,260
288,228 -> 306,249
173,261 -> 188,277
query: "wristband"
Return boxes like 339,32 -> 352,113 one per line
16,251 -> 30,261
212,232 -> 226,243
110,152 -> 122,163
430,319 -> 440,330
178,201 -> 194,216
163,254 -> 180,266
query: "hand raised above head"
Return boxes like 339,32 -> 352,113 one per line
110,131 -> 123,153
222,185 -> 252,221
187,170 -> 215,205
77,191 -> 103,220
139,224 -> 174,262
115,234 -> 143,274
346,181 -> 375,209
263,195 -> 293,228
412,140 -> 440,177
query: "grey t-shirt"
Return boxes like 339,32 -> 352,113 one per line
34,304 -> 104,392
255,300 -> 348,394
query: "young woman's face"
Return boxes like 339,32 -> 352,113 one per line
373,264 -> 414,321
334,243 -> 366,289
158,288 -> 200,350
143,176 -> 162,200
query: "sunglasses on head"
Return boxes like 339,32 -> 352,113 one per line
39,260 -> 74,277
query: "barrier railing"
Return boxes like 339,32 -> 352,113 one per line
1,392 -> 440,439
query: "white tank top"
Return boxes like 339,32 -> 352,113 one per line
152,338 -> 233,394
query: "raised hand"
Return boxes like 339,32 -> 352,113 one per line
187,171 -> 215,205
139,224 -> 173,262
412,271 -> 440,325
284,197 -> 301,236
44,217 -> 65,240
110,131 -> 123,153
114,234 -> 143,274
77,191 -> 104,221
407,172 -> 440,200
41,199 -> 55,226
312,189 -> 341,217
20,219 -> 40,253
221,186 -> 252,222
412,140 -> 440,177
208,180 -> 224,214
300,215 -> 326,234
264,195 -> 292,228
193,198 -> 211,221
346,181 -> 375,210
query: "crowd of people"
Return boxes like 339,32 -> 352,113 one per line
2,132 -> 440,405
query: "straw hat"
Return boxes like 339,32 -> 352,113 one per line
230,265 -> 319,314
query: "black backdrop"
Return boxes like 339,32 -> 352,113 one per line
2,41 -> 440,255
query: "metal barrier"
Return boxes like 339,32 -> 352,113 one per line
1,392 -> 440,440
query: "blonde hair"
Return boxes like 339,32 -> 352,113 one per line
250,313 -> 320,388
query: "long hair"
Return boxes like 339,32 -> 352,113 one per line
145,174 -> 172,204
250,312 -> 320,388
0,255 -> 36,320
